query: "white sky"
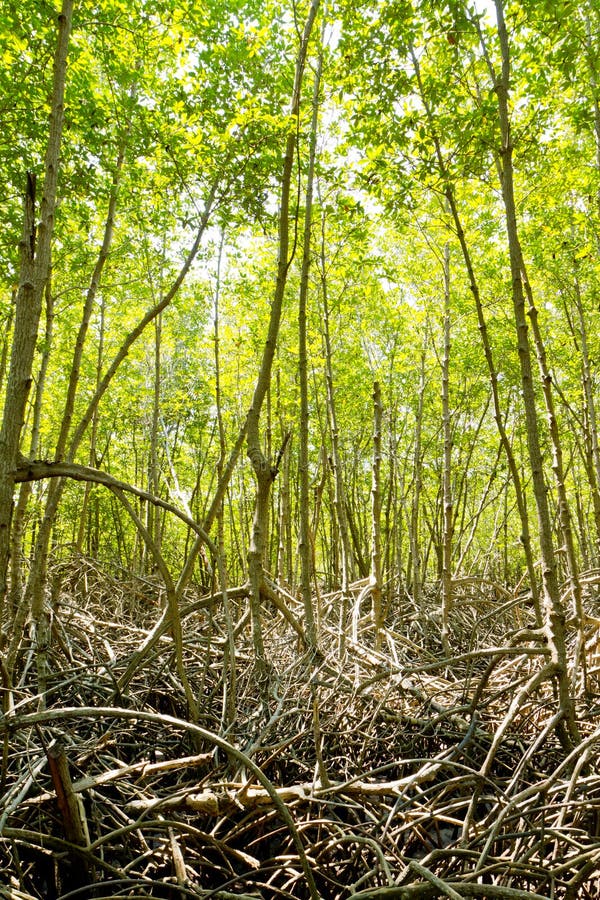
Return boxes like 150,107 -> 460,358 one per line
472,0 -> 497,23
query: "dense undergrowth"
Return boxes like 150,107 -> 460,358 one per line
1,556 -> 599,899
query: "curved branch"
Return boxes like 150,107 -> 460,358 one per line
0,705 -> 320,900
14,459 -> 216,556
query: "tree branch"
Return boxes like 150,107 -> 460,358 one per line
13,459 -> 216,556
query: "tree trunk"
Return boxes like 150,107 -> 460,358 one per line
409,348 -> 426,609
245,0 -> 320,682
572,264 -> 600,561
370,380 -> 383,649
146,313 -> 163,566
410,41 -> 542,626
297,34 -> 323,652
9,274 -> 54,618
19,139 -> 125,678
320,253 -> 353,655
211,230 -> 236,723
520,264 -> 586,689
441,241 -> 453,657
492,0 -> 578,746
75,295 -> 105,554
0,0 -> 73,635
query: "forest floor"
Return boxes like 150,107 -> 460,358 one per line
1,557 -> 600,899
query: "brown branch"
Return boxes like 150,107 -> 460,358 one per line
13,459 -> 216,555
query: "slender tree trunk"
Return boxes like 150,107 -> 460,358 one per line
210,233 -> 236,724
146,313 -> 162,566
213,232 -> 227,582
370,380 -> 383,649
410,42 -> 542,625
571,265 -> 600,561
478,8 -> 586,669
9,274 -> 54,618
76,296 -> 105,554
345,496 -> 369,578
311,444 -> 327,628
277,440 -> 291,585
410,348 -> 426,609
0,0 -> 73,636
492,0 -> 578,745
245,0 -> 320,682
297,35 -> 323,652
520,265 -> 586,688
384,410 -> 396,611
441,241 -> 453,657
320,257 -> 353,655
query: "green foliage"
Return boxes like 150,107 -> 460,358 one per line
2,0 -> 600,587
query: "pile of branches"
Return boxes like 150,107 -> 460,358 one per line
1,557 -> 599,899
